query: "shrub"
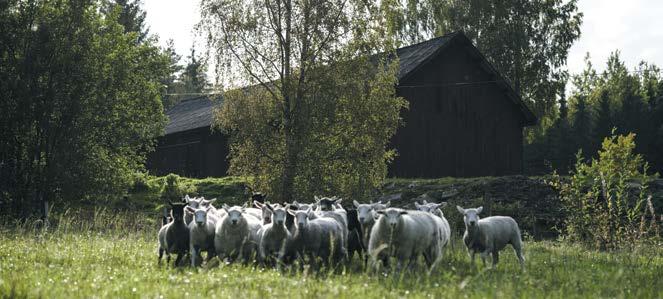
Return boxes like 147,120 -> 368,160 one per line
160,174 -> 189,203
551,133 -> 660,249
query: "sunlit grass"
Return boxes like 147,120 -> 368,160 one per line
0,213 -> 661,298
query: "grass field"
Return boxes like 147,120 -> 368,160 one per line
0,212 -> 661,299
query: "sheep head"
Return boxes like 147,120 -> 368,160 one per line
267,203 -> 287,226
223,204 -> 245,226
169,201 -> 187,222
376,208 -> 407,229
457,206 -> 482,227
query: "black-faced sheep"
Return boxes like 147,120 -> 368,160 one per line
158,201 -> 190,267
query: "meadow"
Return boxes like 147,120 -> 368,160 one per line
1,210 -> 661,299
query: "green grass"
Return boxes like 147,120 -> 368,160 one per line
1,213 -> 661,299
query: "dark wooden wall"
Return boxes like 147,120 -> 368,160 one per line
146,127 -> 229,178
388,42 -> 525,178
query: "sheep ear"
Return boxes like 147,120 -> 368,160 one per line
376,210 -> 386,215
476,206 -> 483,214
208,198 -> 217,205
353,200 -> 360,208
266,203 -> 275,212
335,198 -> 342,204
439,202 -> 448,208
206,206 -> 214,212
222,203 -> 230,210
422,199 -> 428,204
287,208 -> 296,216
184,195 -> 191,202
414,202 -> 421,209
456,205 -> 465,214
314,196 -> 320,203
400,211 -> 408,215
185,206 -> 195,213
384,201 -> 391,208
254,201 -> 263,209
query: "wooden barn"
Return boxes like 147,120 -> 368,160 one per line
146,32 -> 537,178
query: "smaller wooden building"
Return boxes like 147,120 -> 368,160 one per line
147,32 -> 537,178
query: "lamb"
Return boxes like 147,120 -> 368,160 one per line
158,201 -> 190,267
253,201 -> 273,225
288,207 -> 347,267
456,206 -> 525,268
258,204 -> 293,266
186,205 -> 218,267
315,196 -> 348,250
353,200 -> 390,249
368,208 -> 444,271
214,204 -> 262,263
415,200 -> 452,251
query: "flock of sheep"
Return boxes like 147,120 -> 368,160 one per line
158,194 -> 525,271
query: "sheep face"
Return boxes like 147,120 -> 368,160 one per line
315,196 -> 341,211
457,206 -> 483,227
376,208 -> 407,229
289,208 -> 313,228
415,202 -> 446,214
254,201 -> 273,224
270,205 -> 288,226
223,205 -> 245,226
186,206 -> 213,226
353,201 -> 374,224
169,202 -> 187,222
185,195 -> 203,209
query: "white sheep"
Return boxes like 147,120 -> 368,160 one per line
253,201 -> 273,225
315,196 -> 348,250
353,200 -> 390,248
214,204 -> 262,263
258,203 -> 293,266
158,201 -> 190,266
456,206 -> 525,268
368,208 -> 444,271
183,195 -> 202,225
186,205 -> 218,267
415,200 -> 452,252
288,207 -> 347,267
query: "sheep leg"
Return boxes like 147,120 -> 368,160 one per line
491,250 -> 499,268
174,253 -> 183,267
190,245 -> 198,267
512,243 -> 525,269
469,250 -> 476,265
158,248 -> 164,265
480,250 -> 489,267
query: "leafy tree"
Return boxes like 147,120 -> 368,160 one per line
0,0 -> 169,218
551,133 -> 659,249
380,0 -> 583,135
200,0 -> 407,201
104,0 -> 149,43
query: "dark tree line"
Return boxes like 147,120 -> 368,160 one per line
526,52 -> 663,175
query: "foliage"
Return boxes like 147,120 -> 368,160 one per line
551,133 -> 660,249
527,52 -> 663,175
1,215 -> 662,298
379,0 -> 583,137
0,0 -> 170,217
201,0 -> 407,202
103,0 -> 149,44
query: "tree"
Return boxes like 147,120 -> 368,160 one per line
161,39 -> 184,109
104,0 -> 149,43
380,0 -> 583,134
0,0 -> 169,218
200,0 -> 406,201
593,88 -> 614,150
179,46 -> 208,96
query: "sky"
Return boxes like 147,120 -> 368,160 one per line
144,0 -> 663,80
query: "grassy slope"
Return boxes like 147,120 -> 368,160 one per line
1,221 -> 661,299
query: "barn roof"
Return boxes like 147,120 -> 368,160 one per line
164,32 -> 536,135
164,96 -> 221,135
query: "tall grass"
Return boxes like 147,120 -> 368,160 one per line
0,210 -> 661,298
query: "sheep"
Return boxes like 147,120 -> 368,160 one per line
186,205 -> 218,267
158,201 -> 190,267
368,208 -> 444,272
346,209 -> 364,260
258,203 -> 293,266
183,195 -> 202,225
288,207 -> 347,267
456,206 -> 525,268
253,201 -> 273,225
353,200 -> 390,249
315,196 -> 348,251
214,204 -> 262,263
415,200 -> 452,252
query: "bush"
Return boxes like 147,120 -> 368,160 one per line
551,133 -> 660,249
